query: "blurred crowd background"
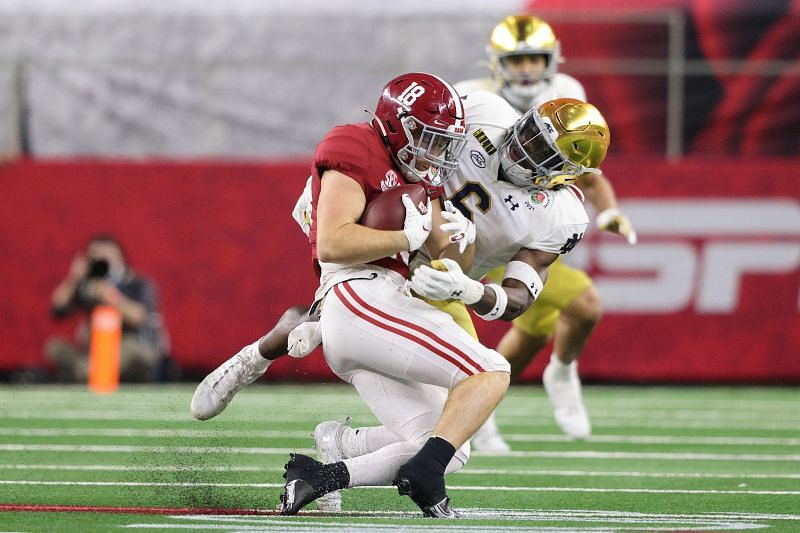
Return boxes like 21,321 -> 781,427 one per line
1,0 -> 798,384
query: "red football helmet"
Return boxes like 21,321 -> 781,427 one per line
371,72 -> 468,187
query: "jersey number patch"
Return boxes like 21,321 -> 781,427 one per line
447,181 -> 491,222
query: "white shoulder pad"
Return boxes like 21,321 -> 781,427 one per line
463,91 -> 520,132
454,77 -> 496,97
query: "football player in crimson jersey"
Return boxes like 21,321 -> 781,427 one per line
194,72 -> 512,518
455,14 -> 638,447
304,95 -> 610,512
193,88 -> 611,516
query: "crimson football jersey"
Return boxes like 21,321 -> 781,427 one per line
309,122 -> 440,277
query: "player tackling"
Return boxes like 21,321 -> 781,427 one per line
456,14 -> 637,448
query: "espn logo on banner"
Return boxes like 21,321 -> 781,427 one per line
569,199 -> 800,314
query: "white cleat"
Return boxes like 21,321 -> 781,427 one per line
190,341 -> 269,421
312,417 -> 351,512
471,412 -> 511,453
542,355 -> 591,439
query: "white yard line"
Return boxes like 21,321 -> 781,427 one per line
1,463 -> 797,480
121,507 -> 800,532
1,428 -> 798,446
4,411 -> 799,430
0,464 -> 271,472
453,468 -> 800,480
504,434 -> 800,446
3,388 -> 798,410
5,407 -> 800,421
2,479 -> 798,495
507,419 -> 800,431
0,428 -> 312,439
2,444 -> 799,461
0,444 -> 313,454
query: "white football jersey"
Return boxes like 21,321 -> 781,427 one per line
444,91 -> 589,280
454,73 -> 586,111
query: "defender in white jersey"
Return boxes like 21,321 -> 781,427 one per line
456,14 -> 639,448
441,90 -> 589,281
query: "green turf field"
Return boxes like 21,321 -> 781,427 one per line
1,383 -> 798,531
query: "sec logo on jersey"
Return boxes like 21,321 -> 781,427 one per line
470,150 -> 486,168
381,169 -> 400,191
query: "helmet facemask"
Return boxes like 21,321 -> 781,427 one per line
395,115 -> 467,187
498,106 -> 591,190
372,73 -> 468,188
495,49 -> 559,111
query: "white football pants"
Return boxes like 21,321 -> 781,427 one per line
320,274 -> 510,486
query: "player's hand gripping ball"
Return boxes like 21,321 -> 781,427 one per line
360,183 -> 427,231
360,183 -> 431,251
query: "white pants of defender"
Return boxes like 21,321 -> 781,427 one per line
320,273 -> 510,485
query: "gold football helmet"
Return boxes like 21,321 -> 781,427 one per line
487,14 -> 563,111
498,98 -> 610,190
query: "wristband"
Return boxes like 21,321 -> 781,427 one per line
474,283 -> 507,321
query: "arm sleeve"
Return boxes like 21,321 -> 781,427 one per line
534,223 -> 588,255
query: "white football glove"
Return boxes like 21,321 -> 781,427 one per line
402,193 -> 432,252
596,207 -> 637,245
410,258 -> 484,304
291,176 -> 314,237
287,320 -> 322,359
440,200 -> 476,254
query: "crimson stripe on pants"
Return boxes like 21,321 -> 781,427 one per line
341,282 -> 486,373
333,282 -> 483,376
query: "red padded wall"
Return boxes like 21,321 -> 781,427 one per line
1,158 -> 798,383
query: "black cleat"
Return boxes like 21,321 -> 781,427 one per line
277,453 -> 325,515
393,465 -> 461,519
420,496 -> 460,519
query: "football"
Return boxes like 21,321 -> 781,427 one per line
360,183 -> 427,231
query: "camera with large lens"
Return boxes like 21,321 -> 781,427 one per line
76,258 -> 111,302
87,259 -> 110,279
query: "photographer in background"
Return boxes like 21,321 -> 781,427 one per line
45,234 -> 168,383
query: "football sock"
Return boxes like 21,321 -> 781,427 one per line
393,436 -> 456,507
414,436 -> 457,478
549,352 -> 573,379
340,425 -> 403,459
343,441 -> 420,486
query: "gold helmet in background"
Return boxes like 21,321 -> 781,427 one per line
487,14 -> 563,111
498,98 -> 610,190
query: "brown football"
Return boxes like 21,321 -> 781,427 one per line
360,183 -> 427,231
